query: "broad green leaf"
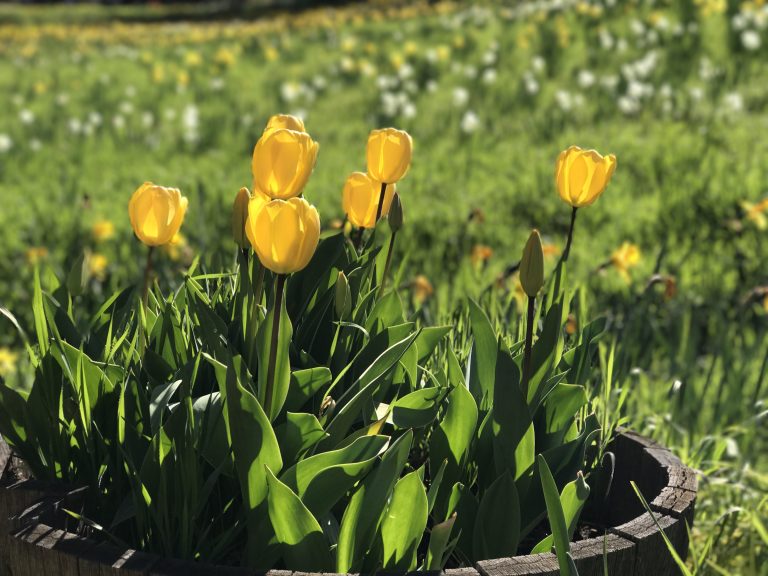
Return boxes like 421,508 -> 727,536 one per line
531,471 -> 590,554
391,386 -> 445,429
527,301 -> 564,404
284,367 -> 332,413
192,392 -> 233,476
336,430 -> 412,572
266,468 -> 333,571
446,482 -> 478,558
256,287 -> 293,421
468,299 -> 497,410
149,380 -> 182,435
225,356 -> 282,513
538,455 -> 574,576
275,412 -> 327,467
425,514 -> 456,570
429,381 -> 477,517
380,467 -> 428,571
427,458 -> 448,515
414,326 -> 451,364
364,289 -> 404,335
473,469 -> 521,560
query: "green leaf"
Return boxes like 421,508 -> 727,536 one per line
414,326 -> 451,364
66,252 -> 88,297
429,380 -> 477,517
473,469 -> 521,560
364,289 -> 405,335
380,467 -> 428,571
266,468 -> 333,571
256,287 -> 293,421
192,392 -> 233,476
468,299 -> 497,410
336,430 -> 413,572
284,367 -> 332,413
425,514 -> 457,570
532,471 -> 590,554
282,435 -> 389,519
275,412 -> 328,468
149,380 -> 182,435
528,301 -> 565,405
225,356 -> 282,514
538,455 -> 573,576
391,386 -> 445,429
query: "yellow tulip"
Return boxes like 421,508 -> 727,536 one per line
366,128 -> 413,184
263,114 -> 306,135
128,182 -> 188,247
555,145 -> 617,208
252,129 -> 319,200
342,172 -> 395,229
246,197 -> 320,274
232,187 -> 251,249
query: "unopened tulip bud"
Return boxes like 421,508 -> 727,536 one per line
232,187 -> 251,249
520,229 -> 544,298
335,271 -> 352,319
388,193 -> 403,233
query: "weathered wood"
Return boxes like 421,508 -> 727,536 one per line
475,554 -> 560,576
149,557 -> 258,575
569,532 -> 635,576
9,522 -> 92,576
0,480 -> 50,575
651,486 -> 696,524
77,542 -> 161,576
445,568 -> 482,576
612,511 -> 689,575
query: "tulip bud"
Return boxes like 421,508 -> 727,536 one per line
252,128 -> 319,200
335,271 -> 352,319
555,145 -> 617,208
388,193 -> 403,232
231,187 -> 251,249
263,114 -> 306,135
520,230 -> 544,298
246,197 -> 320,275
366,127 -> 413,184
342,172 -> 395,229
128,182 -> 188,247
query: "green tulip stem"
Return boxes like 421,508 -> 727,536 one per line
265,273 -> 286,417
141,246 -> 155,308
379,230 -> 397,297
353,227 -> 365,252
561,206 -> 578,263
522,295 -> 535,399
375,182 -> 387,222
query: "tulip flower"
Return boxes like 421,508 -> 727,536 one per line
342,172 -> 395,229
263,114 -> 306,135
554,146 -> 616,263
252,128 -> 319,200
520,229 -> 544,398
232,187 -> 251,250
366,128 -> 413,185
128,182 -> 188,247
246,197 -> 320,275
555,145 -> 616,208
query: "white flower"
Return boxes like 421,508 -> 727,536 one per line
689,86 -> 704,101
119,101 -> 134,115
56,93 -> 70,106
141,112 -> 155,128
617,96 -> 640,115
19,109 -> 35,125
482,68 -> 497,84
29,138 -> 42,152
164,108 -> 177,121
402,102 -> 417,119
377,75 -> 395,90
630,19 -> 645,36
577,70 -> 595,89
68,118 -> 82,134
398,63 -> 414,80
555,90 -> 573,111
112,115 -> 125,130
290,109 -> 308,121
723,92 -> 744,113
600,75 -> 620,91
425,80 -> 438,93
460,110 -> 480,134
742,30 -> 762,51
125,85 -> 137,98
531,55 -> 546,73
280,81 -> 302,103
452,87 -> 470,108
482,50 -> 496,66
0,134 -> 13,153
88,112 -> 102,127
464,65 -> 477,79
241,114 -> 253,127
523,73 -> 539,95
599,29 -> 614,50
210,77 -> 225,91
312,75 -> 327,90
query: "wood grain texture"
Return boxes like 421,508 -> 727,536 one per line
612,511 -> 688,575
475,554 -> 560,576
569,532 -> 635,576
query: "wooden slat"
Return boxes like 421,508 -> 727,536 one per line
149,557 -> 257,575
611,511 -> 688,575
569,532 -> 635,576
9,522 -> 93,576
445,568 -> 482,576
475,553 -> 560,576
77,542 -> 161,576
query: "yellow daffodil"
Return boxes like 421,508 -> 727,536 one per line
0,347 -> 19,377
342,172 -> 395,229
366,128 -> 413,184
252,128 -> 319,200
556,145 -> 617,208
128,182 -> 188,247
89,253 -> 108,281
246,197 -> 320,274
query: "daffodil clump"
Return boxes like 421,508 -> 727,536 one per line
0,114 -> 619,574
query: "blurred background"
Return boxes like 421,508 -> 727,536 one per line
0,0 -> 767,572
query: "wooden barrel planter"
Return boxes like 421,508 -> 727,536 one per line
0,429 -> 697,576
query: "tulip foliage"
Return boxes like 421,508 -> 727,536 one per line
0,123 -> 615,573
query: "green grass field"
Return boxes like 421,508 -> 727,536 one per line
0,0 -> 767,573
